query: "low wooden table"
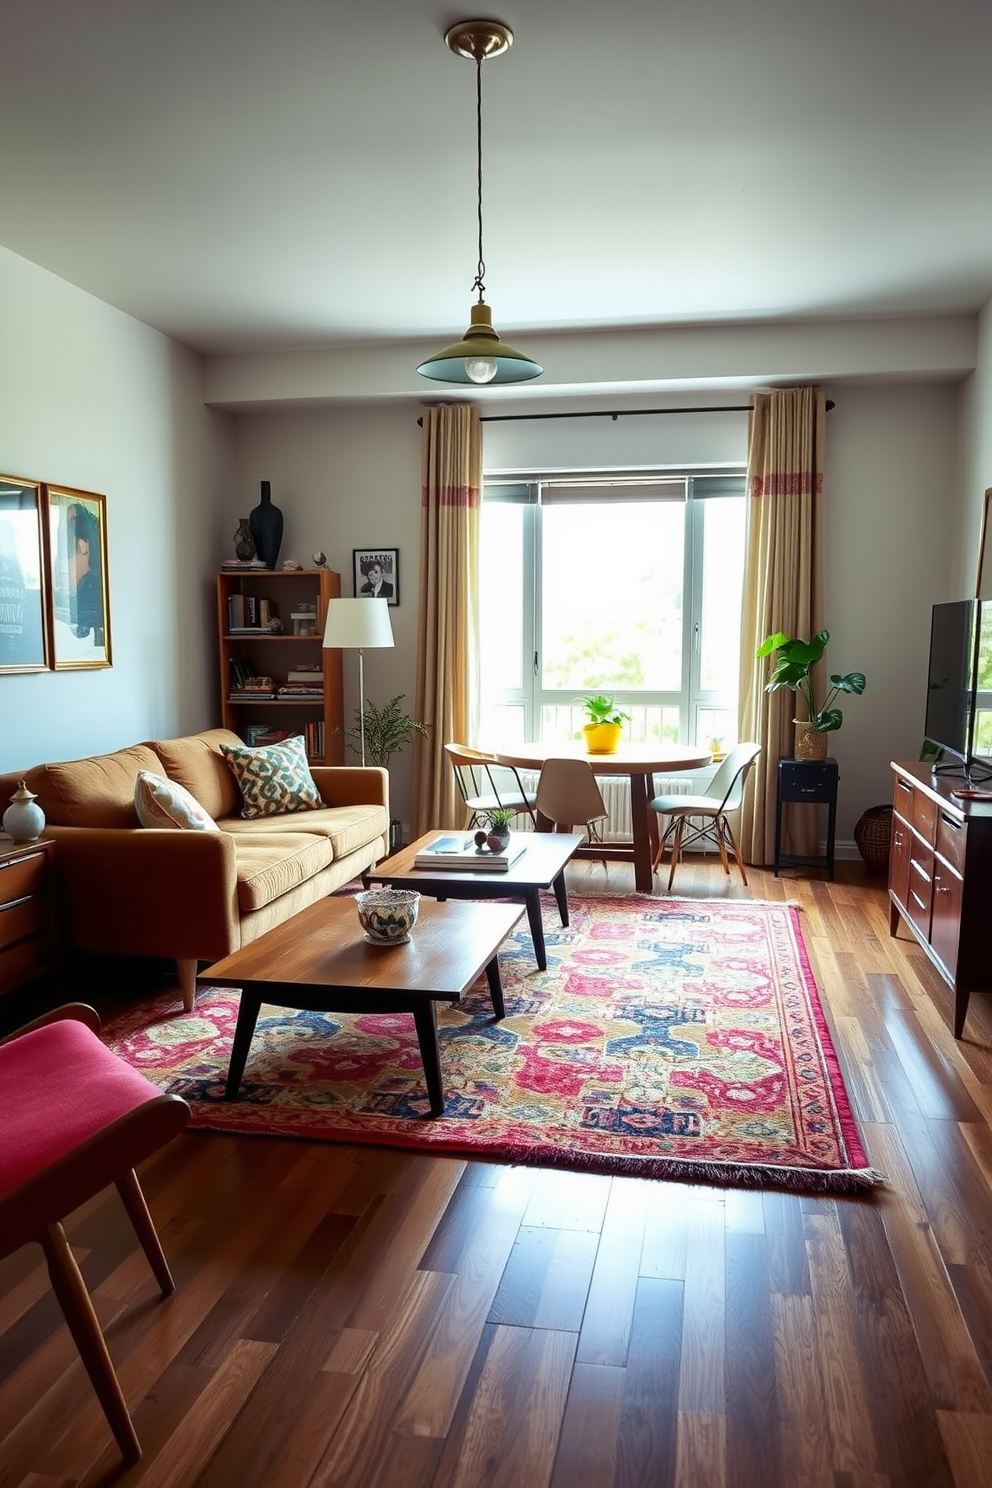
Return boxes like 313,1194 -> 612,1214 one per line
198,896 -> 523,1117
364,830 -> 584,971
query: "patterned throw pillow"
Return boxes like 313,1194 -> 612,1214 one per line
134,771 -> 219,831
220,735 -> 324,820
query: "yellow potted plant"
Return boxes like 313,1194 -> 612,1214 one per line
577,694 -> 630,755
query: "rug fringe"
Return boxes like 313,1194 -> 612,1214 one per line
485,1144 -> 886,1193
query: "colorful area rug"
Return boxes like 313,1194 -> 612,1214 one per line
103,896 -> 881,1192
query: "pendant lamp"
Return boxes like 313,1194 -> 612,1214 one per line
417,20 -> 542,387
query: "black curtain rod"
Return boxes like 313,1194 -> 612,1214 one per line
417,400 -> 834,426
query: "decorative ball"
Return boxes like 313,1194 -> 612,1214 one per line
486,833 -> 504,852
474,829 -> 488,847
355,888 -> 421,945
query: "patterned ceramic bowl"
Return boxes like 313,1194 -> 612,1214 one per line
355,888 -> 421,946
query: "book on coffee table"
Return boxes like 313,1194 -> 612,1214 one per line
413,833 -> 526,872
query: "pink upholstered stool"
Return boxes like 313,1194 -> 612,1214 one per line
0,1004 -> 189,1463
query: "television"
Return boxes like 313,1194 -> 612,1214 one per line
924,598 -> 992,783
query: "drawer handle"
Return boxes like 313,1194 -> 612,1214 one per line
939,814 -> 961,832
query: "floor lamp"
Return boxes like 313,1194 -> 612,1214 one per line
322,598 -> 394,766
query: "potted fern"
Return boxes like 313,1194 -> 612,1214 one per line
576,693 -> 631,755
337,695 -> 429,850
756,630 -> 866,760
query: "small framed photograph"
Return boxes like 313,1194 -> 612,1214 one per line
44,485 -> 112,669
353,548 -> 399,606
0,474 -> 50,673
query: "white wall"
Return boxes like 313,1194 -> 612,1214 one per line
228,404 -> 422,829
0,247 -> 233,775
959,297 -> 992,598
820,382 -> 962,835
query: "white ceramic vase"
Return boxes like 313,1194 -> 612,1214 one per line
3,781 -> 45,843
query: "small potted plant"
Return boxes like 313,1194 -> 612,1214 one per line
756,630 -> 866,760
473,805 -> 516,853
576,694 -> 631,755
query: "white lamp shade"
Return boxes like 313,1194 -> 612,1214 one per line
322,597 -> 394,650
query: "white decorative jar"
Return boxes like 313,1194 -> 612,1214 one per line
3,781 -> 46,843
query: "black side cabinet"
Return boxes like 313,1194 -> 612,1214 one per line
775,758 -> 838,879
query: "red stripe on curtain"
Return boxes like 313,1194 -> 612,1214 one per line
750,472 -> 824,498
421,484 -> 480,508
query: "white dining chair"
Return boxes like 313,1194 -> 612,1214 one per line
651,742 -> 762,890
535,758 -> 610,846
444,743 -> 537,827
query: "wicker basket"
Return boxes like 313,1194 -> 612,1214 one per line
854,804 -> 893,874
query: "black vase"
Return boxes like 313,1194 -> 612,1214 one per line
249,481 -> 283,569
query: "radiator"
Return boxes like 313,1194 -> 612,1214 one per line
520,768 -> 718,845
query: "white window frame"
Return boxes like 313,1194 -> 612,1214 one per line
480,471 -> 746,748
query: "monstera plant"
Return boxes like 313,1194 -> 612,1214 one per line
756,630 -> 866,736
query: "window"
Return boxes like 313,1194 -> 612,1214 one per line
479,473 -> 746,749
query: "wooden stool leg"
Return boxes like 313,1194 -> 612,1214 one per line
115,1168 -> 175,1296
723,817 -> 748,886
715,814 -> 732,877
41,1222 -> 142,1464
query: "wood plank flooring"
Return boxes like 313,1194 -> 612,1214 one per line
3,860 -> 992,1487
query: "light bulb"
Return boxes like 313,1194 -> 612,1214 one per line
465,356 -> 498,384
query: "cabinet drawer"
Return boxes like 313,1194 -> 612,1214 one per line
0,894 -> 45,952
935,810 -> 967,874
893,775 -> 915,818
0,851 -> 46,905
0,935 -> 48,995
911,790 -> 937,845
907,844 -> 934,936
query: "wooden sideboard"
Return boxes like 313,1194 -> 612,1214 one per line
888,762 -> 992,1037
0,837 -> 56,1000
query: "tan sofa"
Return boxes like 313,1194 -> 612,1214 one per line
0,728 -> 388,1011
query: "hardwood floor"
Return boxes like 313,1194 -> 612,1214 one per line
3,859 -> 992,1487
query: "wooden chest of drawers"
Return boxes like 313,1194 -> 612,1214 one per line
0,838 -> 56,998
889,764 -> 992,1037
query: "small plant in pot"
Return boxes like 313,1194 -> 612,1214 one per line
473,806 -> 516,854
756,630 -> 866,760
576,694 -> 631,755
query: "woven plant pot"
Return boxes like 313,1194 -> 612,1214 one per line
854,805 -> 893,874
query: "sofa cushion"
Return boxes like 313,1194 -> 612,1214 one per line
221,735 -> 324,820
233,833 -> 332,912
134,771 -> 218,832
34,744 -> 163,828
220,802 -> 389,859
150,729 -> 243,821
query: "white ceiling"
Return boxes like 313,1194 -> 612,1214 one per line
2,0 -> 991,358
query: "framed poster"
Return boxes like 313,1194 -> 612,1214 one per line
0,475 -> 50,673
45,485 -> 112,669
353,548 -> 399,606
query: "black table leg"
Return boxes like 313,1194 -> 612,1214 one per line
225,990 -> 262,1099
552,870 -> 570,927
524,888 -> 547,970
485,955 -> 505,1020
412,1001 -> 445,1116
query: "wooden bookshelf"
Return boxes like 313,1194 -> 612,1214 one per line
216,569 -> 345,765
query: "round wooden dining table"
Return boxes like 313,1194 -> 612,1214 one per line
491,743 -> 712,893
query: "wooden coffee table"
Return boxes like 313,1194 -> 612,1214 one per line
363,830 -> 584,971
198,896 -> 523,1117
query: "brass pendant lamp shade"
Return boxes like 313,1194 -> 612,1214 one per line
417,20 -> 543,387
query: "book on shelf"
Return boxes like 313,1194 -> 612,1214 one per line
286,667 -> 322,682
242,726 -> 302,746
277,687 -> 323,700
222,558 -> 268,569
412,834 -> 526,872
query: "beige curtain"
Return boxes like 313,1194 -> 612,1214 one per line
411,405 -> 482,835
738,388 -> 826,864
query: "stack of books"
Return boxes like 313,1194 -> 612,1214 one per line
229,675 -> 276,700
412,834 -> 525,872
277,683 -> 324,699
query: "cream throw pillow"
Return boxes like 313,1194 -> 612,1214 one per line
134,771 -> 219,831
220,734 -> 324,819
